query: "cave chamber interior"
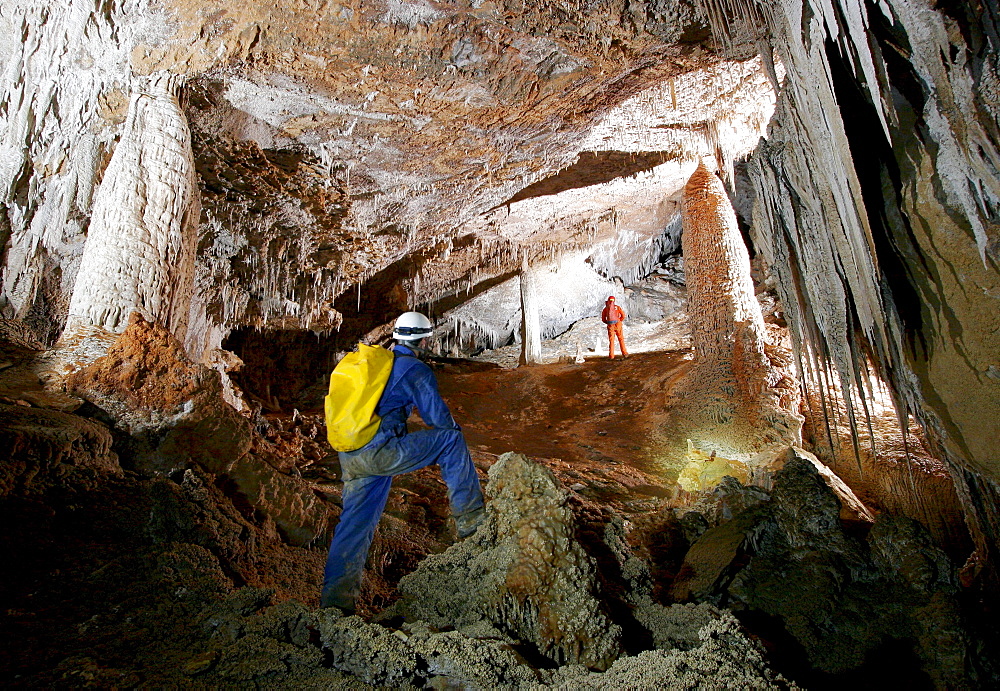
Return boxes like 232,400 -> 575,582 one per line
1,0 -> 999,686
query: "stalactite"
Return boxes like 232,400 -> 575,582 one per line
706,0 -> 1000,581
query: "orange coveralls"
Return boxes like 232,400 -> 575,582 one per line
601,299 -> 628,359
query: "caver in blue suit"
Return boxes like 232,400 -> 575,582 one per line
321,341 -> 485,612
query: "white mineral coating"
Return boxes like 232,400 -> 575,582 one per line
0,1 -> 169,325
579,55 -> 781,188
403,623 -> 542,688
544,611 -> 789,689
599,511 -> 729,651
519,255 -> 543,365
316,612 -> 420,687
65,74 -> 200,345
391,452 -> 623,670
441,249 -> 637,355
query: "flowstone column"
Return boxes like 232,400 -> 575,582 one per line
65,74 -> 200,345
659,161 -> 801,482
682,161 -> 770,400
519,254 -> 542,366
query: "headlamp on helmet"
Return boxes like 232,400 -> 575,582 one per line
393,312 -> 433,341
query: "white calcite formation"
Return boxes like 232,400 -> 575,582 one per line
65,74 -> 200,347
390,452 -> 624,670
0,2 -> 131,324
702,0 -> 1000,568
518,254 -> 543,365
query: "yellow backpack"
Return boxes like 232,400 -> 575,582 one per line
324,344 -> 396,452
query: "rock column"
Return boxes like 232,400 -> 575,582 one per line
519,254 -> 542,366
65,74 -> 200,344
681,161 -> 769,399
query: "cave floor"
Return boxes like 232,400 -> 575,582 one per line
3,326 -> 990,687
434,350 -> 690,514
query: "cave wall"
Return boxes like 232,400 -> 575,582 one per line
726,0 -> 1000,569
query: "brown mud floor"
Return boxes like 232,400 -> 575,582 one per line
435,351 -> 690,511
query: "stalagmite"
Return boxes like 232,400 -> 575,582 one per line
652,160 -> 802,476
681,161 -> 769,402
518,253 -> 542,366
64,75 -> 200,346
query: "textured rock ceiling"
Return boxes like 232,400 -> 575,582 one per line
1,0 -> 767,346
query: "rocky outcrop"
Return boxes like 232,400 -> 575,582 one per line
65,314 -> 252,474
0,402 -> 120,498
801,385 -> 969,552
669,455 -> 972,686
736,0 -> 1000,581
389,452 -> 623,669
64,314 -> 329,546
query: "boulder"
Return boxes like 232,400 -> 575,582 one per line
752,445 -> 875,523
225,454 -> 330,547
669,455 -> 971,682
65,314 -> 252,474
0,402 -> 121,497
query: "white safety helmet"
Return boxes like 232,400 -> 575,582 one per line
393,311 -> 433,341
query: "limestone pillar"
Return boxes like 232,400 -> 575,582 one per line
519,254 -> 542,366
65,74 -> 200,344
681,161 -> 769,399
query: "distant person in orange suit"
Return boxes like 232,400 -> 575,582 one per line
601,296 -> 628,359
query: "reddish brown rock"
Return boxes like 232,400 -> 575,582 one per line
66,314 -> 252,474
0,403 -> 121,497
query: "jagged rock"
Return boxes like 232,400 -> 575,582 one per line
752,446 -> 875,523
599,511 -> 724,651
867,514 -> 955,596
801,386 -> 966,549
669,456 -> 971,681
317,611 -> 421,687
685,474 -> 772,527
225,453 -> 331,547
669,508 -> 769,604
768,456 -> 865,563
545,611 -> 789,689
65,314 -> 252,474
0,402 -> 121,497
66,316 -> 331,546
147,468 -> 262,579
389,452 -> 623,670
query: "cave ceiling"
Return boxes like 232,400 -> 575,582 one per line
1,0 -> 777,345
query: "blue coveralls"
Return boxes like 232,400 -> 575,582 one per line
321,343 -> 485,611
